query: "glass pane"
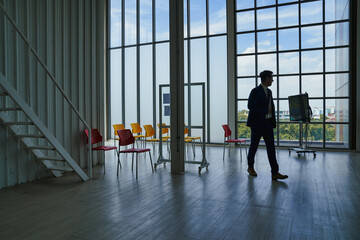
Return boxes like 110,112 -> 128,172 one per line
301,75 -> 323,98
305,124 -> 324,147
301,50 -> 323,73
325,0 -> 349,21
156,43 -> 169,125
237,55 -> 255,76
110,0 -> 122,48
279,28 -> 299,51
278,4 -> 298,27
257,31 -> 276,52
326,99 -> 349,122
190,0 -> 206,37
140,0 -> 152,44
238,123 -> 251,139
191,85 -> 204,126
257,0 -> 276,7
124,47 -> 137,125
325,48 -> 349,72
110,49 -> 122,138
237,11 -> 255,32
156,0 -> 169,41
325,124 -> 349,148
278,123 -> 300,146
184,40 -> 188,83
309,99 -> 323,122
301,25 -> 323,49
237,101 -> 248,121
210,36 -> 227,143
325,22 -> 349,47
257,8 -> 276,30
140,45 -> 153,126
279,52 -> 299,74
237,33 -> 255,54
237,0 -> 254,10
258,54 -> 277,74
325,74 -> 349,97
301,1 -> 322,25
190,38 -> 207,83
279,76 -> 299,99
278,0 -> 298,4
270,76 -> 277,99
209,0 -> 226,35
238,78 -> 256,99
125,0 -> 137,45
279,100 -> 290,122
184,0 -> 188,38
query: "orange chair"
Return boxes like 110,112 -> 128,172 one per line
117,129 -> 153,179
130,123 -> 145,147
113,124 -> 125,146
157,123 -> 171,140
222,124 -> 247,161
85,129 -> 119,174
143,125 -> 170,152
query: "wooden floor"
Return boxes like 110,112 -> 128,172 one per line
1,144 -> 360,240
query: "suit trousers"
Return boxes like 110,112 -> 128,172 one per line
247,120 -> 279,175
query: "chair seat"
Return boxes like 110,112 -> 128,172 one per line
184,138 -> 192,143
225,139 -> 246,143
120,148 -> 150,153
186,136 -> 201,140
92,146 -> 117,151
134,135 -> 145,139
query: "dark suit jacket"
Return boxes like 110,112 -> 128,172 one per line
246,84 -> 276,128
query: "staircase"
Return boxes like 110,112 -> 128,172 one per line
0,73 -> 89,181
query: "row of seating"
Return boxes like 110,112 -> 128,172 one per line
84,124 -> 247,179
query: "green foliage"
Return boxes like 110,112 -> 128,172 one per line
237,111 -> 336,141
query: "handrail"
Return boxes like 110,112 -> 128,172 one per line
0,3 -> 92,178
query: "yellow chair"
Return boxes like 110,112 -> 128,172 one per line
143,125 -> 170,152
130,123 -> 145,147
184,125 -> 201,157
157,123 -> 171,141
112,124 -> 125,146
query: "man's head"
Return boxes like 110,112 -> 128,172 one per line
260,70 -> 273,87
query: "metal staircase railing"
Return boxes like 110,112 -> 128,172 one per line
0,2 -> 93,180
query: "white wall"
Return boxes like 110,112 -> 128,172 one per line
0,0 -> 106,188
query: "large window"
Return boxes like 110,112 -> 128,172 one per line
236,0 -> 351,148
109,0 -> 227,143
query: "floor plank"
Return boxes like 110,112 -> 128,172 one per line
1,144 -> 360,239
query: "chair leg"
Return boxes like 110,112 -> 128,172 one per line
149,152 -> 154,172
136,154 -> 138,179
103,152 -> 105,174
132,153 -> 134,171
239,143 -> 243,162
223,142 -> 226,160
117,153 -> 121,176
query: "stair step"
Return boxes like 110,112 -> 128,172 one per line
28,145 -> 55,150
37,156 -> 64,161
3,121 -> 34,125
47,166 -> 73,172
17,134 -> 45,138
0,107 -> 21,111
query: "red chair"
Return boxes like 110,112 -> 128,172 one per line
222,124 -> 247,161
85,129 -> 119,174
117,129 -> 153,179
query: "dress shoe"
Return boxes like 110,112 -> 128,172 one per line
272,172 -> 288,180
247,167 -> 257,176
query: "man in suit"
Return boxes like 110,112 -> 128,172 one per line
246,70 -> 288,180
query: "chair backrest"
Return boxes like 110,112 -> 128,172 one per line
184,127 -> 189,135
117,129 -> 135,146
157,123 -> 169,135
143,125 -> 155,138
84,129 -> 103,144
113,124 -> 125,136
130,123 -> 142,134
222,124 -> 232,138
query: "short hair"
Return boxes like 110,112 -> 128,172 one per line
260,70 -> 273,82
